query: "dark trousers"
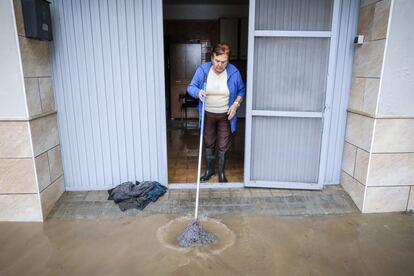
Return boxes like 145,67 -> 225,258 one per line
204,111 -> 231,151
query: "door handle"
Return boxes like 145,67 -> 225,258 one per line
175,80 -> 182,83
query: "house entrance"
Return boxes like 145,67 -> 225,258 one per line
163,0 -> 248,186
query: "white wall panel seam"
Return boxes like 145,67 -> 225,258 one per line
69,0 -> 87,186
139,0 -> 151,180
125,0 -> 136,181
97,0 -> 111,185
132,0 -> 143,180
121,0 -> 131,182
134,0 -> 146,180
97,0 -> 113,186
62,0 -> 80,187
78,0 -> 95,187
85,0 -> 104,186
109,0 -> 122,184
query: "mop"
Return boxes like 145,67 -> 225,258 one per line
177,81 -> 217,248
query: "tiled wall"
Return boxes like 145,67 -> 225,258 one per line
342,0 -> 414,213
0,0 -> 40,221
0,121 -> 42,221
0,0 -> 64,221
14,0 -> 65,219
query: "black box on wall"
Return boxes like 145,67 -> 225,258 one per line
21,0 -> 53,41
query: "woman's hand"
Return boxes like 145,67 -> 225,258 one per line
198,90 -> 206,101
227,102 -> 238,120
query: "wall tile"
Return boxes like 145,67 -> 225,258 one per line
348,78 -> 364,111
341,171 -> 365,211
342,142 -> 357,176
40,176 -> 64,218
0,194 -> 42,221
407,187 -> 414,211
345,112 -> 375,151
371,0 -> 391,40
357,3 -> 375,41
372,119 -> 414,153
354,148 -> 369,185
48,145 -> 63,182
24,78 -> 42,117
363,78 -> 380,114
353,40 -> 385,78
19,36 -> 51,78
348,78 -> 380,115
12,0 -> 25,36
39,77 -> 55,113
35,152 -> 50,191
30,114 -> 59,156
364,186 -> 410,213
368,153 -> 414,186
0,159 -> 37,193
0,122 -> 32,158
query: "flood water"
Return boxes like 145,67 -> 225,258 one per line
0,213 -> 413,275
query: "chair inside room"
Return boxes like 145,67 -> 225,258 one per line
180,93 -> 199,129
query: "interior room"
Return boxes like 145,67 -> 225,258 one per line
163,0 -> 248,184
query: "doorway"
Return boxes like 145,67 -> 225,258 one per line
163,0 -> 249,185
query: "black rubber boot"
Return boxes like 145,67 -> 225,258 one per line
200,148 -> 215,182
218,150 -> 228,183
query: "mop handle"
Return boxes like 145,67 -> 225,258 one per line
194,80 -> 207,220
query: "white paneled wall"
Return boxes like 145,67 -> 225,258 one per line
49,0 -> 167,190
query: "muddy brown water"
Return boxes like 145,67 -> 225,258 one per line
0,213 -> 413,276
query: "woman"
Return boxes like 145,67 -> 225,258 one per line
187,43 -> 245,183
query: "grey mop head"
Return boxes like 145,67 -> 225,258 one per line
177,220 -> 217,248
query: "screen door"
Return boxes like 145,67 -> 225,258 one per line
244,0 -> 340,189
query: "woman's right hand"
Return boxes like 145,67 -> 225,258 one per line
198,90 -> 206,101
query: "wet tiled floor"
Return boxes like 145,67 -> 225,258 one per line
48,185 -> 358,220
167,119 -> 244,183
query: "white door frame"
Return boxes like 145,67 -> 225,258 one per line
244,0 -> 341,190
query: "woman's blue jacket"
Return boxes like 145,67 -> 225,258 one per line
187,61 -> 246,133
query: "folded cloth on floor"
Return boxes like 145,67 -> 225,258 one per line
107,181 -> 167,211
108,181 -> 154,203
